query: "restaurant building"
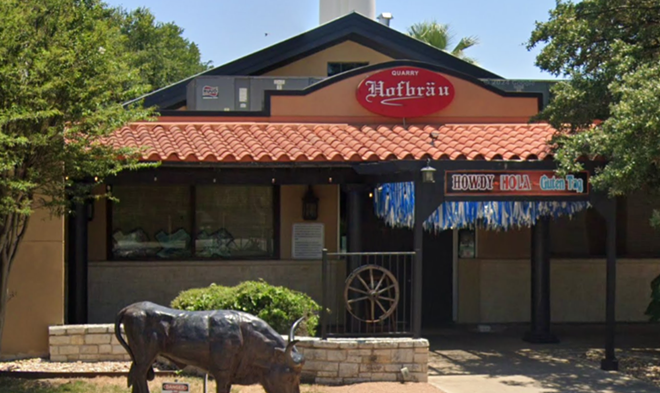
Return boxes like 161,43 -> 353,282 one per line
4,2 -> 660,362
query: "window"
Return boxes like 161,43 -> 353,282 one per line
112,185 -> 192,259
327,62 -> 368,77
196,186 -> 274,259
457,229 -> 476,258
111,185 -> 276,260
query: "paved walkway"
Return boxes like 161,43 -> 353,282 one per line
426,325 -> 660,393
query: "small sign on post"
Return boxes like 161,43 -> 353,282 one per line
162,382 -> 190,393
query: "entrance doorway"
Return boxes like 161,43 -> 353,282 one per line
354,192 -> 454,330
422,229 -> 453,327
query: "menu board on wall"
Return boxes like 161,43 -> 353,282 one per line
292,223 -> 324,259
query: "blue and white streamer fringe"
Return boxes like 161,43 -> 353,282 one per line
374,182 -> 589,232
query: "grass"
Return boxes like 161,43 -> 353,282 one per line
0,376 -> 327,393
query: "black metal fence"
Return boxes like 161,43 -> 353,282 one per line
320,250 -> 416,338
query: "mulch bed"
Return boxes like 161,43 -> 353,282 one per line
0,358 -> 176,379
580,348 -> 660,387
8,350 -> 660,390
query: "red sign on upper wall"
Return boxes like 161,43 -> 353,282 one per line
356,66 -> 455,118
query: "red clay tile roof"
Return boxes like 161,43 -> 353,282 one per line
110,123 -> 557,162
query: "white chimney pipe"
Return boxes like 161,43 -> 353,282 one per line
319,0 -> 376,24
377,12 -> 393,26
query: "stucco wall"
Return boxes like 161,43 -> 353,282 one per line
457,258 -> 660,324
88,259 -> 345,323
280,185 -> 339,259
262,40 -> 394,77
1,207 -> 64,359
269,69 -> 539,124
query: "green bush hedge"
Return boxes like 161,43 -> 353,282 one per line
171,280 -> 321,336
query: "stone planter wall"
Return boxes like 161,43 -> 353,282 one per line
48,324 -> 130,362
294,337 -> 428,384
48,324 -> 428,384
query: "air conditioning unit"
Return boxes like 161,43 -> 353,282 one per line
186,76 -> 324,112
481,79 -> 555,107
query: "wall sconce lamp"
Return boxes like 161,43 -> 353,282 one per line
421,159 -> 436,183
302,185 -> 319,221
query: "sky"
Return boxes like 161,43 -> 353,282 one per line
104,0 -> 560,80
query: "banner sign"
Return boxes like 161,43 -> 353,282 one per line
445,170 -> 589,197
356,67 -> 455,118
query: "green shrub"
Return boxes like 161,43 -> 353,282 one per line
170,284 -> 234,311
171,280 -> 321,336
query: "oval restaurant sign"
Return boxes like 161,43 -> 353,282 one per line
356,66 -> 455,118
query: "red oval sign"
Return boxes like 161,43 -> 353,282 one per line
356,67 -> 455,118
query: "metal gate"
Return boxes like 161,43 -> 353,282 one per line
320,250 -> 416,338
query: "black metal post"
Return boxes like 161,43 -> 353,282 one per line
68,199 -> 89,324
412,180 -> 424,338
601,199 -> 618,370
346,186 -> 363,271
524,216 -> 558,343
345,186 -> 365,334
321,248 -> 328,340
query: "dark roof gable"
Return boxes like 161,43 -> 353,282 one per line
143,12 -> 503,110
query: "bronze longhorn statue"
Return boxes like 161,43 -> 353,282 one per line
115,301 -> 305,393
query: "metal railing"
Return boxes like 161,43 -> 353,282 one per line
320,250 -> 416,338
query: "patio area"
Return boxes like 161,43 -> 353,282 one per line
426,324 -> 660,393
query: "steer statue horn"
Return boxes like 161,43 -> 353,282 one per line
278,317 -> 305,369
115,301 -> 306,393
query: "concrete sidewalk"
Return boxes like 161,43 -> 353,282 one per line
426,325 -> 660,393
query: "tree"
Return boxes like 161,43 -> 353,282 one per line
0,0 -> 153,350
528,0 -> 660,320
408,20 -> 479,63
528,0 -> 660,200
115,7 -> 213,91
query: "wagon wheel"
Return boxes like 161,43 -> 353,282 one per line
344,265 -> 399,323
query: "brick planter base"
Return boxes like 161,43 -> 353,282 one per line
295,337 -> 428,384
48,325 -> 130,362
48,325 -> 428,384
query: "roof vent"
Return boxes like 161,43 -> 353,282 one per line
377,12 -> 393,26
319,0 -> 376,24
